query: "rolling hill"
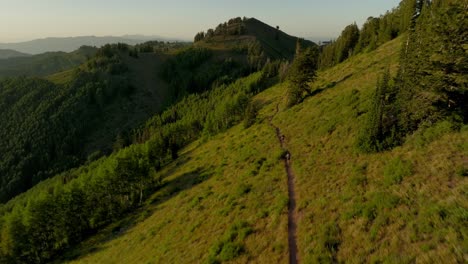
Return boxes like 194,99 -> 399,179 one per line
0,49 -> 30,59
0,46 -> 97,77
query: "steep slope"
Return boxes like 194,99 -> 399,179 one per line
60,36 -> 467,263
243,18 -> 310,60
0,46 -> 172,202
0,31 -> 267,202
274,37 -> 467,262
0,72 -> 273,263
65,118 -> 289,264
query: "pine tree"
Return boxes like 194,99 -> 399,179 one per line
287,47 -> 319,107
394,0 -> 467,138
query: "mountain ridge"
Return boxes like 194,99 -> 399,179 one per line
0,35 -> 185,54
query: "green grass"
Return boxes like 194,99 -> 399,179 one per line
64,96 -> 289,263
65,36 -> 467,263
273,36 -> 467,263
46,68 -> 77,84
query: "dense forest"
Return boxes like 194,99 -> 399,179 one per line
0,45 -> 138,202
0,0 -> 466,262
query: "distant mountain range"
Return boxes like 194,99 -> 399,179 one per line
0,35 -> 185,54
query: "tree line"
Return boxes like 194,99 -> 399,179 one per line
194,17 -> 247,42
319,0 -> 418,69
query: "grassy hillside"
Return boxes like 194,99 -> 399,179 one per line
61,36 -> 467,263
65,119 -> 289,264
273,41 -> 468,262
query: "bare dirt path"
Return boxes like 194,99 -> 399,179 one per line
269,104 -> 299,264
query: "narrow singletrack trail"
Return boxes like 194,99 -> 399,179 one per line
269,104 -> 299,264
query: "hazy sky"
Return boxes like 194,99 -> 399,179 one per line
0,0 -> 401,43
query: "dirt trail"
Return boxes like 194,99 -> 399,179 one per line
269,104 -> 299,264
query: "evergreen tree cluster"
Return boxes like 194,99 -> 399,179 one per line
357,70 -> 399,152
160,47 -> 252,97
194,17 -> 247,42
0,144 -> 161,264
286,45 -> 320,107
358,0 -> 467,152
319,0 -> 417,69
134,41 -> 189,54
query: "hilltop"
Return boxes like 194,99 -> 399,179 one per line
194,17 -> 315,60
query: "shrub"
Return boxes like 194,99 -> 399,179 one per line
410,120 -> 455,148
457,166 -> 468,177
219,242 -> 244,261
243,100 -> 259,128
206,221 -> 252,263
236,183 -> 252,196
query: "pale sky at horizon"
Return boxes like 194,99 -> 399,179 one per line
0,0 -> 401,43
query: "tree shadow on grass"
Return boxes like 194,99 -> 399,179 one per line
304,73 -> 354,100
59,158 -> 214,262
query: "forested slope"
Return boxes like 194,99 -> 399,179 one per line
0,39 -> 271,202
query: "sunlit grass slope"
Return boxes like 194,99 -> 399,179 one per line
66,85 -> 290,263
68,36 -> 466,263
273,37 -> 468,263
